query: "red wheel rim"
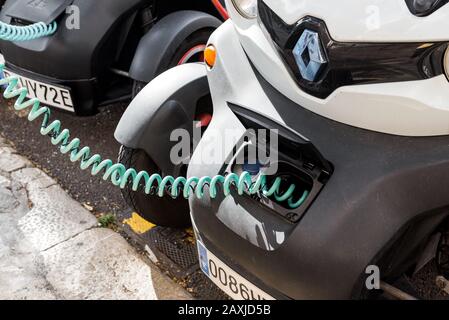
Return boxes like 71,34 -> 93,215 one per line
177,44 -> 207,65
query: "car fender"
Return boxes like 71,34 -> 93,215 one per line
115,63 -> 209,174
129,10 -> 221,83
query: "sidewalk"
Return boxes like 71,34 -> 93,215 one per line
0,136 -> 192,300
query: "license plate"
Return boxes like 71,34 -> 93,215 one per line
2,69 -> 74,112
197,240 -> 275,300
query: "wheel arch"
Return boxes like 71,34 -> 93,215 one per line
128,10 -> 221,83
115,63 -> 210,175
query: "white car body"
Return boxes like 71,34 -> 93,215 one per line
202,0 -> 449,137
184,0 -> 449,300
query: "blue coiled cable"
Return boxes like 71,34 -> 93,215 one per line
0,21 -> 57,41
0,67 -> 309,209
0,18 -> 309,210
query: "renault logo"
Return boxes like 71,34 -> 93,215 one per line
293,29 -> 327,82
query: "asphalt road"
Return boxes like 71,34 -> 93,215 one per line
0,97 -> 128,216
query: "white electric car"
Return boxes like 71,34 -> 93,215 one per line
116,0 -> 449,299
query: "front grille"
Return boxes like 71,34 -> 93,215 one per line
257,0 -> 447,99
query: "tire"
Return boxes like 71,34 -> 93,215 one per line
118,146 -> 191,228
131,29 -> 212,98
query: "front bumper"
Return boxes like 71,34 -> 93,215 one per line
188,21 -> 449,299
4,62 -> 98,115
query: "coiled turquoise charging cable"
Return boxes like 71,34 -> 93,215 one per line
0,21 -> 57,41
0,68 -> 308,209
0,19 -> 309,210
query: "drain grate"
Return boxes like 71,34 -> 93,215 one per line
147,227 -> 198,271
187,271 -> 231,300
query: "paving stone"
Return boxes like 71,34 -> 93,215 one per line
42,228 -> 191,300
0,147 -> 30,173
0,145 -> 192,300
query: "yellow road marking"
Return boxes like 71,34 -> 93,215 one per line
123,212 -> 155,234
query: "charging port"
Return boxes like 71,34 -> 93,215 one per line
228,146 -> 323,223
222,103 -> 333,223
264,162 -> 313,210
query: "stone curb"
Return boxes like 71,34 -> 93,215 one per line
0,135 -> 192,300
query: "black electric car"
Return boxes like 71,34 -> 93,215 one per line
0,0 -> 226,115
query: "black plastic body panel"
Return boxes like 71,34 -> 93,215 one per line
5,0 -> 73,24
5,62 -> 97,116
0,0 -> 144,80
191,69 -> 449,299
0,0 -> 223,114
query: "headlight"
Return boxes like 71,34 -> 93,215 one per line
231,0 -> 258,19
